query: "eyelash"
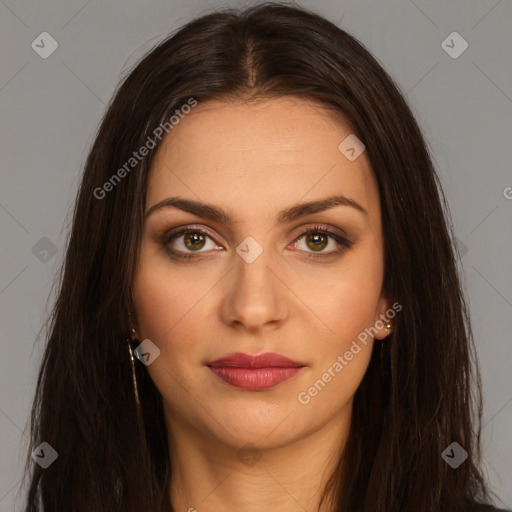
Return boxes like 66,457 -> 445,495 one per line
160,224 -> 354,261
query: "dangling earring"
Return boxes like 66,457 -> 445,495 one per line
127,328 -> 141,410
126,315 -> 146,439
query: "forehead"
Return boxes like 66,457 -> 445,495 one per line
146,97 -> 380,223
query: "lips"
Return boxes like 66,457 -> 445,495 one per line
206,352 -> 305,369
206,352 -> 306,391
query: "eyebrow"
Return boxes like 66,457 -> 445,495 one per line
145,194 -> 367,223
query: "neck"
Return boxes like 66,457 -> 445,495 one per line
165,406 -> 350,512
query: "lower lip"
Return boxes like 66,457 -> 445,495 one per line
208,366 -> 304,390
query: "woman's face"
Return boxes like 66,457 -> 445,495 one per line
132,97 -> 390,451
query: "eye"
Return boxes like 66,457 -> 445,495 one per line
161,226 -> 221,260
291,225 -> 353,258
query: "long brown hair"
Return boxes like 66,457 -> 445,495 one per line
22,2 -> 507,511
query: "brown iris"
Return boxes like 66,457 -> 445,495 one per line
306,232 -> 328,251
183,232 -> 206,251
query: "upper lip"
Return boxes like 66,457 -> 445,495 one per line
206,352 -> 306,369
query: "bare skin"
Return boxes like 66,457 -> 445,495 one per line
131,97 -> 391,512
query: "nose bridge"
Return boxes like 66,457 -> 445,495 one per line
223,233 -> 287,329
234,234 -> 277,296
236,243 -> 271,285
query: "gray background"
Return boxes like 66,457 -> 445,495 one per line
1,0 -> 511,509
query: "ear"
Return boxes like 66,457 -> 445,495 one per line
373,292 -> 393,340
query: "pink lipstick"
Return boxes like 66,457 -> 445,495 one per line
206,352 -> 306,391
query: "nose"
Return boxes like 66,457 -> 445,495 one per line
220,244 -> 289,333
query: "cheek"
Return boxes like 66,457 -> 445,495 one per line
132,243 -> 210,344
298,250 -> 384,346
131,250 -> 204,400
294,258 -> 382,413
132,270 -> 173,343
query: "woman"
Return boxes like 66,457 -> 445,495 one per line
23,2 -> 508,511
